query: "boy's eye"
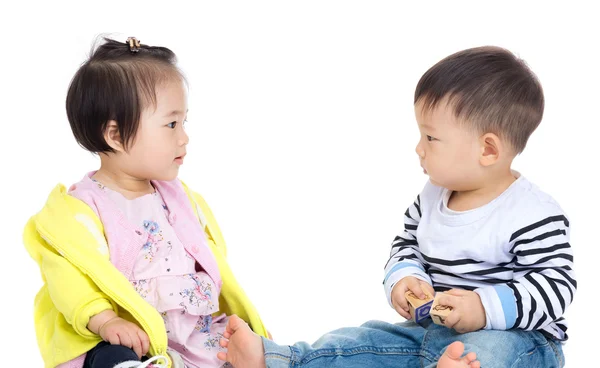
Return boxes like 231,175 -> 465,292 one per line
167,121 -> 177,129
427,135 -> 435,141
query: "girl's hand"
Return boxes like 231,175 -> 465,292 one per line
99,317 -> 150,358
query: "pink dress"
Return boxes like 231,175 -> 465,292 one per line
98,181 -> 228,368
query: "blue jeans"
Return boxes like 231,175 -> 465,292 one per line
262,320 -> 564,368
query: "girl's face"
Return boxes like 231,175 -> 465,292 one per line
119,78 -> 189,181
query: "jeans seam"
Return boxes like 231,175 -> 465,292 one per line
511,341 -> 549,368
264,353 -> 293,360
290,345 -> 301,367
296,346 -> 421,365
264,342 -> 296,367
264,352 -> 293,368
419,325 -> 439,363
548,340 -> 564,367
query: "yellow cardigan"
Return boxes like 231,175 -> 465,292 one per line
23,181 -> 267,368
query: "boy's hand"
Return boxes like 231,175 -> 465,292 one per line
436,289 -> 486,333
99,317 -> 150,358
391,276 -> 435,320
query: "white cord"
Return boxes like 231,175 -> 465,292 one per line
113,355 -> 169,368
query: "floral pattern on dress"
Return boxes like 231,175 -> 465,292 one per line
142,220 -> 163,262
131,279 -> 150,299
195,315 -> 213,333
204,332 -> 224,350
179,274 -> 215,312
98,177 -> 227,367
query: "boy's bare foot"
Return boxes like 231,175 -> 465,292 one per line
438,341 -> 480,368
216,316 -> 479,368
217,315 -> 266,368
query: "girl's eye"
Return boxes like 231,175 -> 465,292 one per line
427,135 -> 435,141
167,122 -> 177,129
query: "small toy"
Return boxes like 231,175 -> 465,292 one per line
430,292 -> 453,326
404,290 -> 434,323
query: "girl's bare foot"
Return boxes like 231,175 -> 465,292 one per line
217,315 -> 266,368
438,341 -> 480,368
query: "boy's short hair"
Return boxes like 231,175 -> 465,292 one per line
66,37 -> 184,153
414,46 -> 544,153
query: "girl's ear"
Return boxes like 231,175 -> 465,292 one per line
104,120 -> 124,152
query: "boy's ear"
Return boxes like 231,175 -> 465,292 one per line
104,120 -> 124,152
479,133 -> 502,167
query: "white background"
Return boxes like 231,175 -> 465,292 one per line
1,1 -> 597,366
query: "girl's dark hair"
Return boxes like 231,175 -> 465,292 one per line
415,46 -> 544,153
66,36 -> 184,153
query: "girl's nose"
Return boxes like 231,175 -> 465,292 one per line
178,129 -> 189,146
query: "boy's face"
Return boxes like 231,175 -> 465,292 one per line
414,99 -> 484,191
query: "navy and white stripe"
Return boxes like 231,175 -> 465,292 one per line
505,215 -> 575,339
383,176 -> 576,340
383,194 -> 432,307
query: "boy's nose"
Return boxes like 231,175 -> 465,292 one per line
415,142 -> 425,159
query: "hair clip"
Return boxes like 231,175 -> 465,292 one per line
126,37 -> 141,53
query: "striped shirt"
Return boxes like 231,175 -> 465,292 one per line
383,175 -> 576,340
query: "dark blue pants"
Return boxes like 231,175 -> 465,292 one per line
83,341 -> 144,368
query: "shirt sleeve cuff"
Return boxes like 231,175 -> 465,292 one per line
475,284 -> 517,330
72,292 -> 118,338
